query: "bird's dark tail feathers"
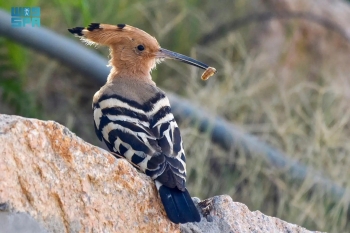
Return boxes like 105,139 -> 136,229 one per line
156,181 -> 201,224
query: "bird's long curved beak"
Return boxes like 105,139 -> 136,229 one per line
157,48 -> 209,70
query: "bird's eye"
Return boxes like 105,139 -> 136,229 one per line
137,45 -> 145,51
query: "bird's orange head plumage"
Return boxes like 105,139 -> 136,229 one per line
68,23 -> 215,81
69,23 -> 161,80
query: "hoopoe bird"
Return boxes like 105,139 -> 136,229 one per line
68,23 -> 215,224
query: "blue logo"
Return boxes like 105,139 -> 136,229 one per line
11,7 -> 41,27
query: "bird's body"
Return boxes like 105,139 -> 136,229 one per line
68,23 -> 214,224
93,77 -> 186,191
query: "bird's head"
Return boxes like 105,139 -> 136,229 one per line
68,23 -> 212,81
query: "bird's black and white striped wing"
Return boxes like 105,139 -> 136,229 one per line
145,94 -> 187,191
93,92 -> 187,191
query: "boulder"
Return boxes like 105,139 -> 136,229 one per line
0,114 -> 320,233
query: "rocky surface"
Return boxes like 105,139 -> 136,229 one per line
0,114 -> 320,233
183,196 -> 321,233
0,114 -> 178,232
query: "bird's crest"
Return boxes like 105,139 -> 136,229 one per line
68,23 -> 216,80
68,23 -> 161,79
68,23 -> 159,48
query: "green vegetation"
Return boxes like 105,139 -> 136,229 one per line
0,38 -> 42,117
1,0 -> 349,232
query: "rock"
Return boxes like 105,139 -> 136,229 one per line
0,114 -> 320,232
182,196 -> 322,233
0,114 -> 179,233
0,211 -> 48,233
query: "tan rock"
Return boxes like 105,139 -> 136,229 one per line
182,196 -> 321,233
0,114 -> 179,233
0,114 -> 321,232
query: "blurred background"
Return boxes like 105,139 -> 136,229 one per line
1,0 -> 350,232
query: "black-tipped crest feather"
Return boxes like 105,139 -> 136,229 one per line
87,23 -> 100,31
68,27 -> 84,36
117,23 -> 126,29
